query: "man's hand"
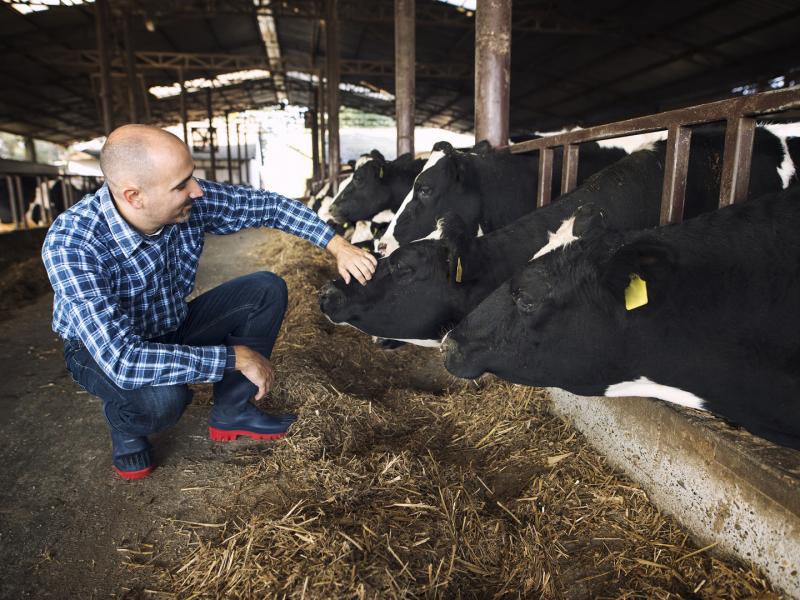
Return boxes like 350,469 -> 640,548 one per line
233,345 -> 274,400
326,234 -> 377,285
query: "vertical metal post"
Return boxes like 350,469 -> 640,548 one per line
536,147 -> 554,208
719,116 -> 756,207
474,0 -> 511,148
325,0 -> 341,194
225,111 -> 233,183
123,10 -> 139,123
94,0 -> 114,135
236,121 -> 243,183
24,137 -> 37,163
395,0 -> 415,157
178,68 -> 189,144
242,125 -> 249,185
15,176 -> 29,229
206,88 -> 216,181
660,124 -> 692,225
319,71 -> 327,180
6,176 -> 19,230
561,143 -> 580,195
311,83 -> 321,180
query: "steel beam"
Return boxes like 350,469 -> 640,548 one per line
326,0 -> 341,194
206,88 -> 216,181
474,0 -> 511,147
395,0 -> 415,156
94,0 -> 114,134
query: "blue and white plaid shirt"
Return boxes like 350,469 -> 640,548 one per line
42,179 -> 334,390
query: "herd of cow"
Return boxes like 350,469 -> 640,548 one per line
0,175 -> 90,229
316,126 -> 800,450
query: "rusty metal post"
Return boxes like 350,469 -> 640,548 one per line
319,71 -> 327,180
325,0 -> 341,194
206,88 -> 216,181
475,0 -> 511,148
24,137 -> 37,163
242,125 -> 249,185
660,124 -> 692,225
225,111 -> 233,183
536,148 -> 554,208
94,0 -> 114,134
178,68 -> 189,144
5,177 -> 19,230
123,10 -> 139,123
235,122 -> 243,183
719,116 -> 756,207
561,143 -> 580,195
311,83 -> 321,180
395,0 -> 415,157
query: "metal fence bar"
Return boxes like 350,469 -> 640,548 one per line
561,143 -> 580,195
719,116 -> 756,208
537,147 -> 554,208
6,176 -> 19,229
660,124 -> 692,225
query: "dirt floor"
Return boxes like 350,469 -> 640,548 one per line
0,227 -> 781,599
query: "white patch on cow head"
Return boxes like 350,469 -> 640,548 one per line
604,376 -> 707,411
350,220 -> 374,244
313,181 -> 331,201
378,150 -> 447,255
332,175 -> 354,202
371,209 -> 395,224
413,218 -> 445,242
777,136 -> 797,189
325,315 -> 440,347
477,225 -> 484,237
355,155 -> 374,169
532,216 -> 578,260
317,196 -> 335,222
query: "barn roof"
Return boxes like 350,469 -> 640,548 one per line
1,0 -> 799,145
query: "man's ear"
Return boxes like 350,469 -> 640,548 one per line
440,212 -> 473,284
602,237 -> 677,311
120,186 -> 144,209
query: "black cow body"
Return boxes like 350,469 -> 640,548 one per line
444,186 -> 800,450
329,150 -> 426,223
321,127 -> 785,345
379,140 -> 627,253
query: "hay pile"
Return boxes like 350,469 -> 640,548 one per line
156,232 -> 776,599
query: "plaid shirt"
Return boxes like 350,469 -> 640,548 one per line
42,179 -> 334,390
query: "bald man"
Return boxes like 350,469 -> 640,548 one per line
42,124 -> 376,479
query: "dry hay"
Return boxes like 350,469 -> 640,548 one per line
154,232 -> 777,599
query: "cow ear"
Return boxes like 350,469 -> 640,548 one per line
472,140 -> 493,155
347,159 -> 356,168
433,141 -> 454,155
370,149 -> 386,163
603,238 -> 677,311
440,212 -> 472,284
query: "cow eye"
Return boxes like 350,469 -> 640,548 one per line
512,288 -> 537,314
417,185 -> 432,198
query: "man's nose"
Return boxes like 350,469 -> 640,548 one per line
189,178 -> 203,198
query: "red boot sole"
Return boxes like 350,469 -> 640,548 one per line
114,465 -> 154,480
208,426 -> 287,442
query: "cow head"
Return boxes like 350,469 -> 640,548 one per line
319,213 -> 481,344
329,150 -> 391,223
388,142 -> 483,249
443,233 -> 677,394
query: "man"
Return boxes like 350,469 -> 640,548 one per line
42,124 -> 377,480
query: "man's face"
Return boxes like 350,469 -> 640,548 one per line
139,144 -> 203,226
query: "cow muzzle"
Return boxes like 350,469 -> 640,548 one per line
319,283 -> 346,316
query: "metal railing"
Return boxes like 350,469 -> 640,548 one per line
509,86 -> 800,225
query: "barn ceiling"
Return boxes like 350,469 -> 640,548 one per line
0,0 -> 798,145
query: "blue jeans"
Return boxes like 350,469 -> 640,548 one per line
64,272 -> 288,438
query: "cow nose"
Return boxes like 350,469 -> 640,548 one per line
440,333 -> 459,358
319,283 -> 345,312
377,241 -> 387,255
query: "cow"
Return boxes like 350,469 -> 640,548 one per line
442,185 -> 800,450
329,150 -> 427,224
377,140 -> 628,255
0,175 -> 37,225
320,126 -> 786,346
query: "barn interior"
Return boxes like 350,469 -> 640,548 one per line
1,1 -> 799,598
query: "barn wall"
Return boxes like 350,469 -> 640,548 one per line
546,388 -> 800,599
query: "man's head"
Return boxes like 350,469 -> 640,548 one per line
100,124 -> 203,232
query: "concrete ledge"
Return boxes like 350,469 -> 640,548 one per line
546,388 -> 800,598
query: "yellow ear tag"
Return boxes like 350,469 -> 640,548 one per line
379,167 -> 384,179
625,274 -> 648,311
456,257 -> 463,283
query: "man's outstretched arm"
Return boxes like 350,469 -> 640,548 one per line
326,234 -> 377,285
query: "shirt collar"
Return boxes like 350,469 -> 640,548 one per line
99,183 -> 151,259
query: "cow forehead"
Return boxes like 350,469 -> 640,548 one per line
355,155 -> 374,169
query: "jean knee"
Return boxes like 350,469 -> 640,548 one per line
149,386 -> 192,432
254,271 -> 288,313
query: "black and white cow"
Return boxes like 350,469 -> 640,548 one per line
377,140 -> 628,255
443,185 -> 800,450
320,127 -> 786,346
0,175 -> 37,225
328,150 -> 426,224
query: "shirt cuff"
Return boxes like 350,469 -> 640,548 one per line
318,224 -> 336,249
224,346 -> 237,371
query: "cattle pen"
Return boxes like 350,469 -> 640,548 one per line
504,86 -> 800,596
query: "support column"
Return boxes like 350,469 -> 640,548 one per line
310,83 -> 321,180
225,111 -> 233,183
24,137 -> 37,163
123,10 -> 139,123
206,88 -> 216,181
94,0 -> 114,135
178,68 -> 188,144
325,0 -> 340,193
474,0 -> 511,147
319,71 -> 327,180
241,125 -> 249,185
236,121 -> 243,183
395,0 -> 415,157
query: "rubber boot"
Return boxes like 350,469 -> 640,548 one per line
111,430 -> 154,480
208,335 -> 297,441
